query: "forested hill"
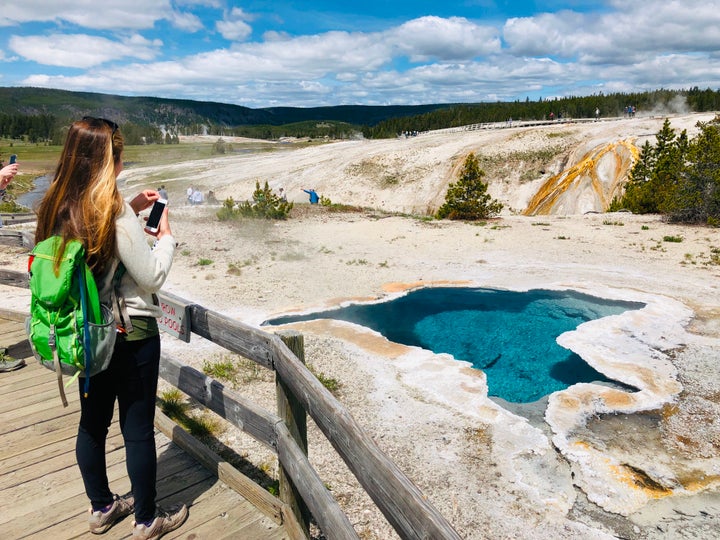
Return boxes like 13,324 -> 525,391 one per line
1,86 -> 720,143
0,87 -> 453,130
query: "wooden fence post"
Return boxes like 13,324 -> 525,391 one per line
276,330 -> 310,538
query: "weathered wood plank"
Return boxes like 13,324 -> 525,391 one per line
0,304 -> 29,321
17,438 -> 179,539
154,409 -> 286,525
272,339 -> 463,540
0,268 -> 29,288
0,435 -> 116,490
159,353 -> 278,449
275,422 -> 359,539
0,368 -> 55,395
0,212 -> 37,225
162,487 -> 269,540
276,330 -> 310,538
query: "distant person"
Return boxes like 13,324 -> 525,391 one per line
595,108 -> 600,120
158,185 -> 168,200
549,112 -> 554,121
303,188 -> 319,204
0,161 -> 19,228
186,186 -> 193,203
278,187 -> 287,202
190,189 -> 203,205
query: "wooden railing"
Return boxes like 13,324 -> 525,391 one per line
0,264 -> 462,540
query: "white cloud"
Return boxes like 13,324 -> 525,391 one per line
168,10 -> 204,32
216,7 -> 253,41
388,16 -> 500,62
0,0 -> 203,32
9,33 -> 162,68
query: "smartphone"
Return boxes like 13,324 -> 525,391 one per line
144,198 -> 167,233
9,154 -> 17,164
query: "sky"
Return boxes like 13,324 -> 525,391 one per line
1,1 -> 719,109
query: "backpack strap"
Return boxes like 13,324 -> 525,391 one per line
48,318 -> 69,408
78,264 -> 92,398
111,262 -> 133,334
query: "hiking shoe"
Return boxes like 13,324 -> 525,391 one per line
89,493 -> 135,534
0,357 -> 25,372
132,503 -> 188,540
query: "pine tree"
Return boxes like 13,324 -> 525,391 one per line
436,153 -> 503,220
670,120 -> 720,223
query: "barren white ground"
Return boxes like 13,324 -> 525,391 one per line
2,113 -> 718,539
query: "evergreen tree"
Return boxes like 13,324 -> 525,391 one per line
436,153 -> 503,220
670,119 -> 720,223
238,181 -> 294,219
615,119 -> 688,214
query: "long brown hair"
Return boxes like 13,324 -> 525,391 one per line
35,117 -> 125,274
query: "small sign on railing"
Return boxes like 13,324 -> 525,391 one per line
157,297 -> 191,342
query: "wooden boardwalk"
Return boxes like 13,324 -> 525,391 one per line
0,313 -> 290,539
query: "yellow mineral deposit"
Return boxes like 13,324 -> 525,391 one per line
524,139 -> 639,215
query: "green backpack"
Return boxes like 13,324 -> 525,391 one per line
26,236 -> 119,407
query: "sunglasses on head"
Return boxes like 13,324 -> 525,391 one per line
82,116 -> 119,134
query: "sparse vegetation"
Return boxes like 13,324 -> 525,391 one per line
202,354 -> 273,385
663,235 -> 684,243
309,365 -> 341,395
227,262 -> 242,275
217,181 -> 293,221
197,258 -> 213,266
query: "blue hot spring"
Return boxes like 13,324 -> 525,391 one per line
264,287 -> 645,403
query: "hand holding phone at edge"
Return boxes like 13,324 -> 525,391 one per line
129,189 -> 160,215
0,163 -> 19,189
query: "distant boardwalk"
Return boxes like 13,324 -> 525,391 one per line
0,312 -> 289,539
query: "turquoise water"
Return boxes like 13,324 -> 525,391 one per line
265,288 -> 644,403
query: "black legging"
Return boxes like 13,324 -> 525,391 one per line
76,334 -> 160,523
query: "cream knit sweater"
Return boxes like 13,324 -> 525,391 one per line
97,202 -> 175,319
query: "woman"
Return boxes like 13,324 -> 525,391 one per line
34,117 -> 187,538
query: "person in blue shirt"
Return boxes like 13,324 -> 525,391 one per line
303,188 -> 319,204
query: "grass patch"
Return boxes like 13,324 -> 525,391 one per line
227,262 -> 242,276
663,235 -> 683,243
197,258 -> 214,266
309,365 -> 341,395
709,247 -> 720,265
202,354 -> 273,385
202,358 -> 239,381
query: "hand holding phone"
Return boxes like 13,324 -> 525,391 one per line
9,154 -> 17,164
144,198 -> 167,234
